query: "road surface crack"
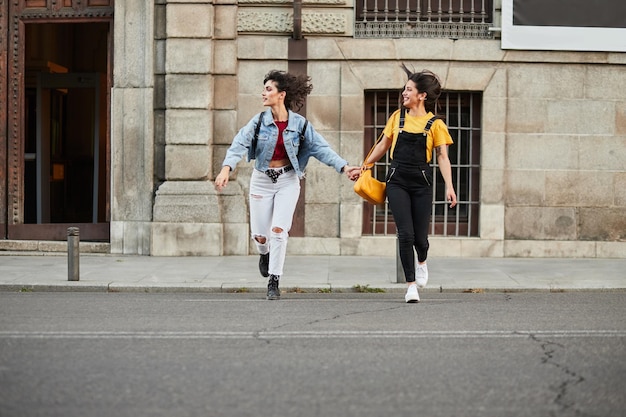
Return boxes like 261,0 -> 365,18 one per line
529,333 -> 588,416
301,305 -> 405,327
255,305 -> 405,339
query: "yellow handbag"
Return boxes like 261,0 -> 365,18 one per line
354,133 -> 386,205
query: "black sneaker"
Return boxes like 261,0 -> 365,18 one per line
259,253 -> 270,277
267,275 -> 280,300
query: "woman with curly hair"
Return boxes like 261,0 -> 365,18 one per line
360,65 -> 457,303
215,70 -> 357,300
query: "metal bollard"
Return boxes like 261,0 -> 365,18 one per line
396,238 -> 406,283
67,227 -> 80,281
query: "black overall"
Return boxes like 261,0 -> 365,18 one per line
386,111 -> 437,282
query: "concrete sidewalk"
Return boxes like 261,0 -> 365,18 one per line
0,253 -> 625,294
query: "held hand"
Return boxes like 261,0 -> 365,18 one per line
344,166 -> 361,181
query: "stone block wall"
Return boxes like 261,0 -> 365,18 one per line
502,61 -> 626,257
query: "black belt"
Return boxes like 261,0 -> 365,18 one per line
264,165 -> 294,183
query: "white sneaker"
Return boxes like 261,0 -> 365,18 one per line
416,263 -> 429,289
405,284 -> 420,303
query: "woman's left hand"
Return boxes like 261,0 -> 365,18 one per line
447,188 -> 457,208
344,166 -> 361,181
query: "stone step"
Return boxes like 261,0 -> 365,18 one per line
0,240 -> 110,254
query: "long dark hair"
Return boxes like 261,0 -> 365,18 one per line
263,70 -> 313,112
400,64 -> 442,114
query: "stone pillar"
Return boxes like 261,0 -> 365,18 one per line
151,0 -> 246,255
110,0 -> 155,254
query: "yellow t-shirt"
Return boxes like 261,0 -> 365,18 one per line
382,110 -> 453,163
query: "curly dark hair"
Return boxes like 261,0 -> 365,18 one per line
264,70 -> 313,112
400,64 -> 442,114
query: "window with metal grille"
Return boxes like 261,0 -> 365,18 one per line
362,90 -> 481,237
355,0 -> 494,39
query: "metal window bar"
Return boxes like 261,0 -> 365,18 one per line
373,0 -> 379,22
369,91 -> 395,235
405,0 -> 411,22
437,0 -> 443,23
432,91 -> 481,237
363,90 -> 481,237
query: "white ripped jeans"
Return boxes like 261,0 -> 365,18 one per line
249,168 -> 300,277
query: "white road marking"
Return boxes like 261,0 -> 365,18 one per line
1,330 -> 624,339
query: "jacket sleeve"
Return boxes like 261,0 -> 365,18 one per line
221,114 -> 261,170
301,123 -> 348,173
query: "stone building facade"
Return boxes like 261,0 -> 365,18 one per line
1,0 -> 625,258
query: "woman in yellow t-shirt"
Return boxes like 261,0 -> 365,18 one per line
361,65 -> 457,303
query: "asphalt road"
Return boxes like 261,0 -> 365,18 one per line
1,292 -> 625,417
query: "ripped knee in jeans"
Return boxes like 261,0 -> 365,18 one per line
271,227 -> 285,240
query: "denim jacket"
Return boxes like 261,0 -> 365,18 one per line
221,109 -> 348,178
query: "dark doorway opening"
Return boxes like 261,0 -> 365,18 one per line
17,22 -> 110,240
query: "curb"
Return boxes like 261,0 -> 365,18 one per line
3,284 -> 624,294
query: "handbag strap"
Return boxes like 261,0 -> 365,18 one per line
362,131 -> 384,170
249,112 -> 264,160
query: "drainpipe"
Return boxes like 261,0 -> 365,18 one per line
293,0 -> 303,40
288,0 -> 308,236
288,0 -> 307,110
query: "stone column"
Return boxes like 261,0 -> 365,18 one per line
151,0 -> 246,256
110,0 -> 155,254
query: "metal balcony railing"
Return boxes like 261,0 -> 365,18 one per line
355,0 -> 494,39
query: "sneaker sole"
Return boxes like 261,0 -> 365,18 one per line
266,295 -> 280,300
405,292 -> 420,303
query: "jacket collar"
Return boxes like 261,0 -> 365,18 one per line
261,108 -> 300,131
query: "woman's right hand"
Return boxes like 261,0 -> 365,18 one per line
214,166 -> 231,192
